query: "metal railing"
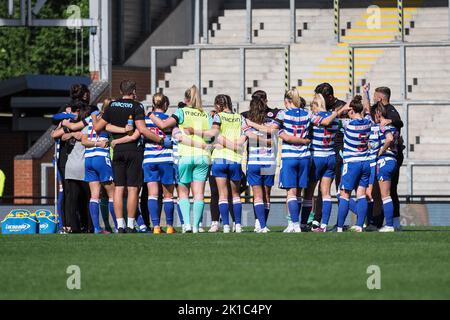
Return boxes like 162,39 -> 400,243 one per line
150,44 -> 290,102
194,0 -> 450,45
348,41 -> 450,99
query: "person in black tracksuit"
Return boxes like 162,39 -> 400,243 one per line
311,83 -> 346,228
363,85 -> 404,228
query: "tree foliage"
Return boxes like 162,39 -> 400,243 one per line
0,0 -> 89,80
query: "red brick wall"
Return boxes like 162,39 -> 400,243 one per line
13,144 -> 55,205
14,159 -> 34,204
111,66 -> 151,100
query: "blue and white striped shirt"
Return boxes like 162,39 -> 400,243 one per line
341,116 -> 372,163
378,125 -> 399,161
276,108 -> 312,159
310,111 -> 339,157
84,117 -> 110,158
143,112 -> 173,164
367,123 -> 381,162
242,118 -> 277,167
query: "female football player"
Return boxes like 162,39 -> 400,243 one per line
185,94 -> 247,233
375,103 -> 400,232
149,86 -> 212,233
336,96 -> 372,232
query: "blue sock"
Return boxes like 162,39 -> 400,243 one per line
264,203 -> 270,221
287,197 -> 300,223
89,199 -> 102,233
148,197 -> 160,227
176,201 -> 184,225
163,199 -> 175,226
356,196 -> 368,227
367,200 -> 375,225
233,198 -> 242,225
136,210 -> 146,228
337,197 -> 350,228
321,197 -> 333,226
108,200 -> 118,229
219,201 -> 230,226
301,200 -> 312,225
349,197 -> 358,215
57,189 -> 64,229
383,197 -> 394,227
254,202 -> 266,229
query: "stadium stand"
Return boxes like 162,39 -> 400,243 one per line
144,0 -> 450,198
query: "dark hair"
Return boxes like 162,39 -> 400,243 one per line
225,95 -> 233,111
120,80 -> 137,96
214,94 -> 228,113
315,83 -> 334,99
70,84 -> 90,103
349,95 -> 364,114
375,102 -> 388,118
375,87 -> 391,101
251,90 -> 267,103
247,96 -> 266,124
69,101 -> 90,122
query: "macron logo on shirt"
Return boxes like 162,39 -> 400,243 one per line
111,101 -> 134,109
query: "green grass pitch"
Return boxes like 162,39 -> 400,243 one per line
1,227 -> 450,300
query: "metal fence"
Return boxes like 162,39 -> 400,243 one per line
150,44 -> 290,101
193,0 -> 450,45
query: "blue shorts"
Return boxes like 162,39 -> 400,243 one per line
341,161 -> 371,191
279,157 -> 311,189
85,156 -> 114,183
247,164 -> 275,187
310,155 -> 336,182
211,160 -> 242,181
143,162 -> 175,185
377,158 -> 397,182
369,161 -> 377,185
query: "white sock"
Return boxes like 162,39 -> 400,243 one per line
321,224 -> 327,229
127,218 -> 135,228
117,218 -> 125,229
337,227 -> 343,232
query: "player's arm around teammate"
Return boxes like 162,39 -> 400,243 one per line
336,96 -> 372,232
374,103 -> 398,232
80,100 -> 117,233
242,97 -> 277,233
150,86 -> 211,233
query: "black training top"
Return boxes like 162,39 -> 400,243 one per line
102,98 -> 145,152
371,103 -> 404,132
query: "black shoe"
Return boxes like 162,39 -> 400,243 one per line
311,222 -> 321,232
125,227 -> 137,234
118,227 -> 126,234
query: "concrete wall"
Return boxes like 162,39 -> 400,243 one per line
125,0 -> 196,69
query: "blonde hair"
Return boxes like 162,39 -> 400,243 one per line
284,88 -> 304,108
311,93 -> 326,112
185,85 -> 203,111
152,93 -> 169,112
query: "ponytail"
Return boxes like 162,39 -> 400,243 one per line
185,85 -> 203,111
214,94 -> 228,113
247,96 -> 266,124
284,88 -> 304,108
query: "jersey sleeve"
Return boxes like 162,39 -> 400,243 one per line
212,114 -> 221,127
172,108 -> 184,125
134,103 -> 145,121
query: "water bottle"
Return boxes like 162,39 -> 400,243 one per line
127,115 -> 134,136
